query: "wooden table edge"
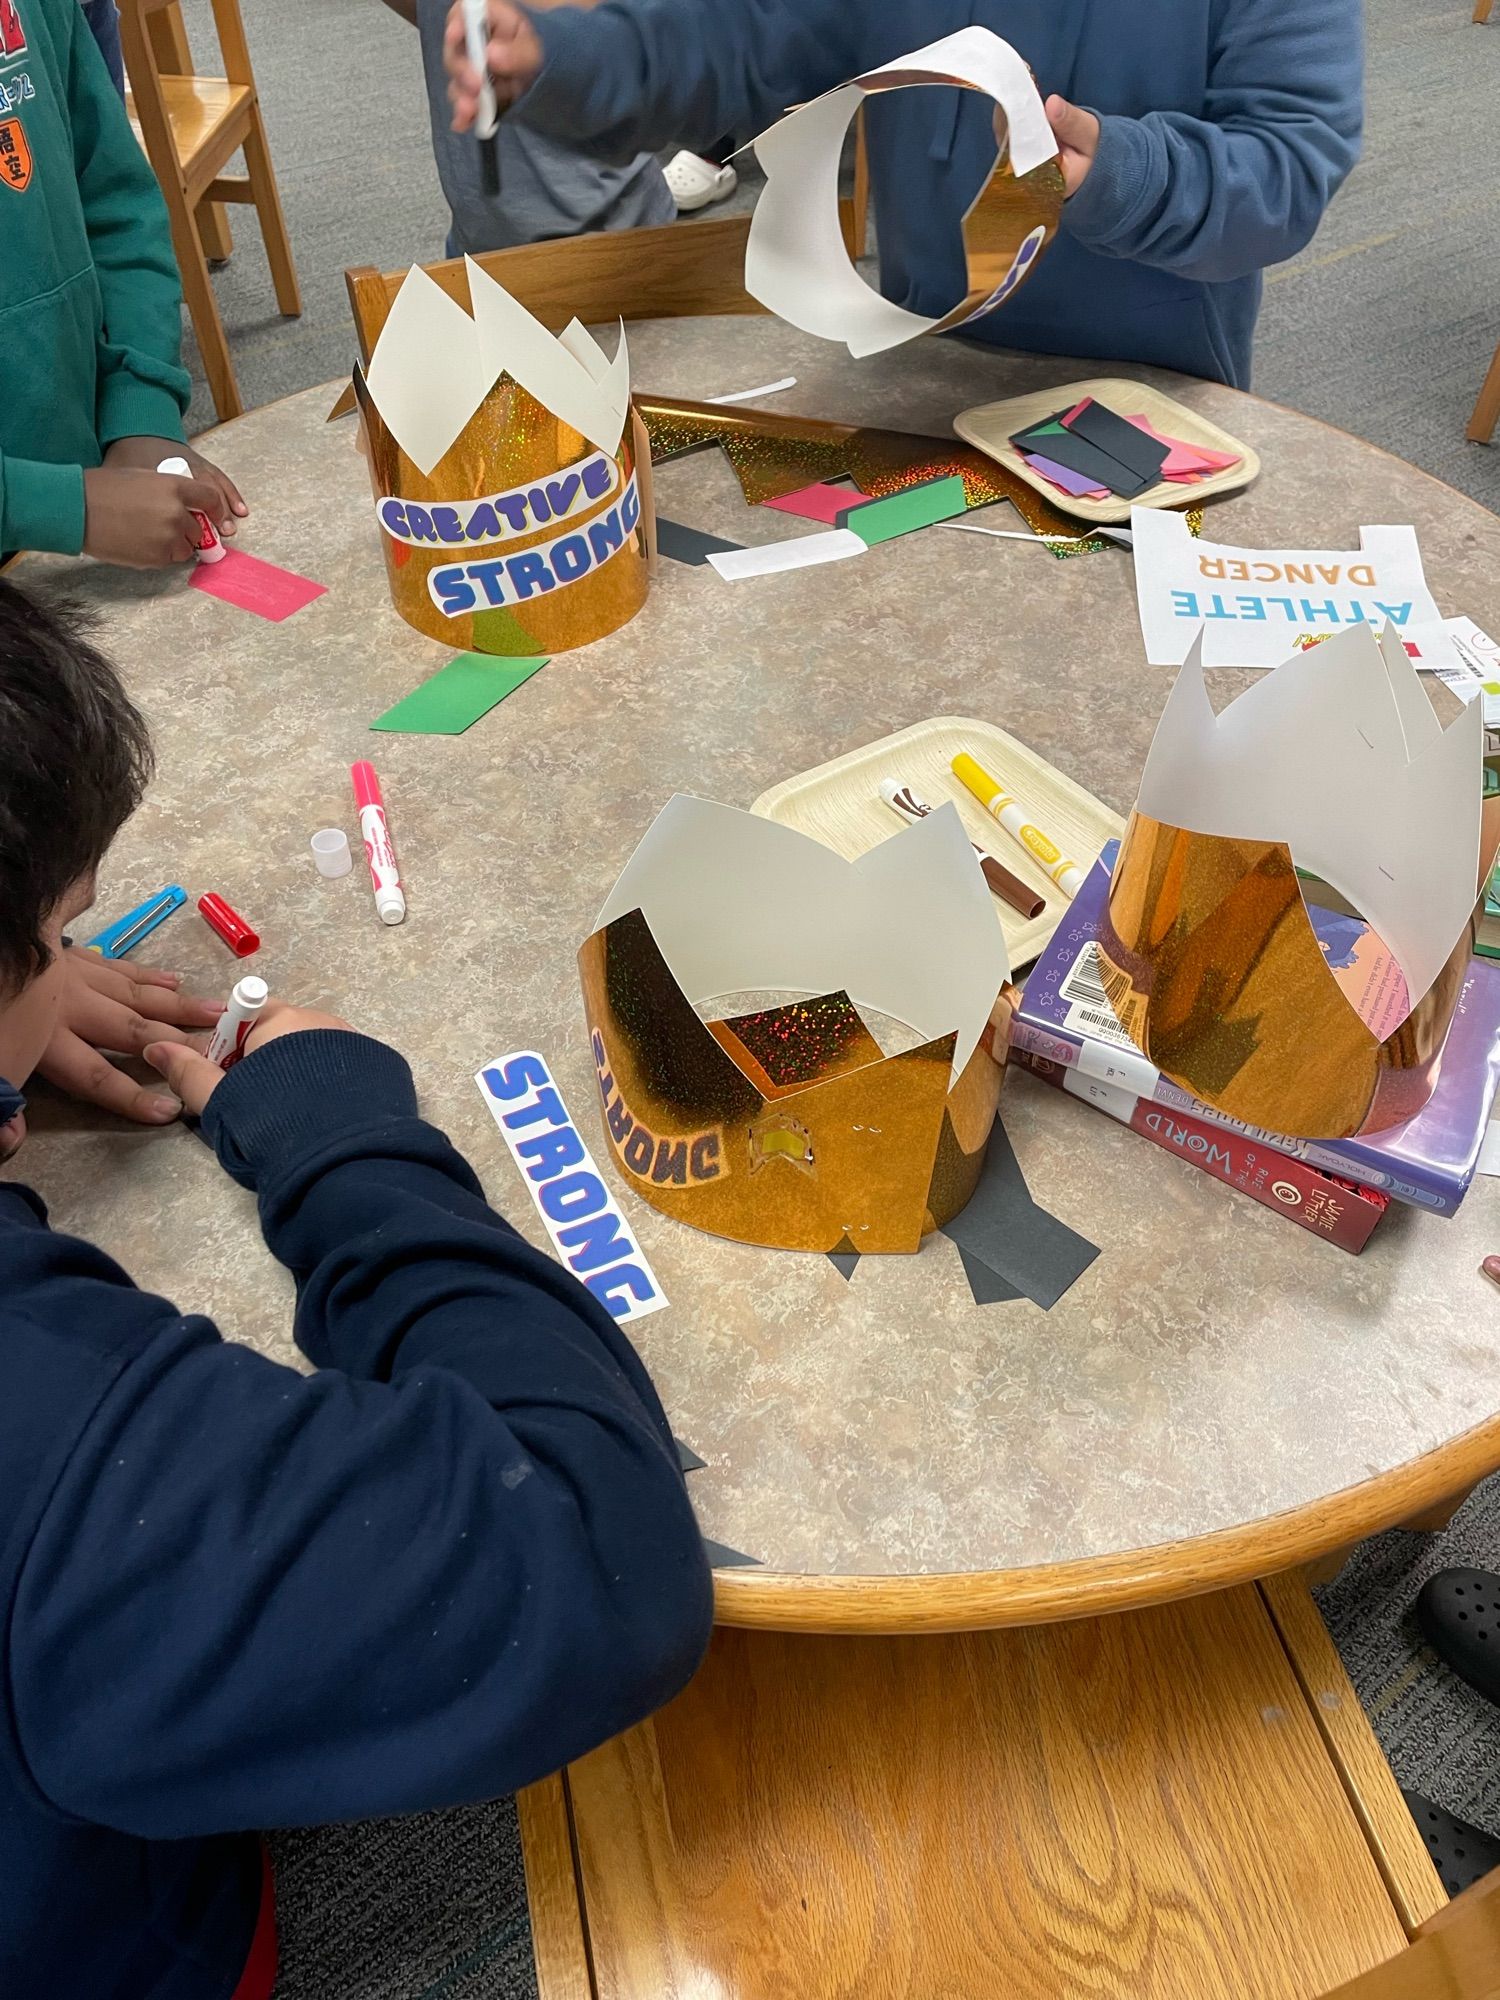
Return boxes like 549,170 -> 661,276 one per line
710,1409 -> 1500,1631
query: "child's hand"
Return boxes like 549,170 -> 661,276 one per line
102,436 -> 248,532
1044,95 -> 1101,196
145,1001 -> 356,1118
444,0 -> 542,128
82,467 -> 232,569
39,950 -> 223,1123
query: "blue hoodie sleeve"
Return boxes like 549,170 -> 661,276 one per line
518,0 -> 862,159
9,1032 -> 711,1839
1061,0 -> 1363,282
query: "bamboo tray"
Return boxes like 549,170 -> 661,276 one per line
751,717 -> 1124,972
954,377 -> 1259,526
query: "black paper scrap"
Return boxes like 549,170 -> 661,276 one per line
957,1246 -> 1024,1306
702,1537 -> 763,1569
1016,424 -> 1156,499
655,517 -> 745,565
942,1119 -> 1100,1311
1063,398 -> 1170,485
675,1439 -> 707,1472
828,1232 -> 861,1281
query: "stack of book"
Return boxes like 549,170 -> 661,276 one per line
1010,845 -> 1500,1253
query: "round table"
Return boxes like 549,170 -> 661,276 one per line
18,318 -> 1500,1633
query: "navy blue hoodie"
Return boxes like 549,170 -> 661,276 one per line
516,0 -> 1364,386
0,1032 -> 712,1998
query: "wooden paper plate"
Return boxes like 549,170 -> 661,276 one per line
751,717 -> 1124,972
954,377 -> 1259,526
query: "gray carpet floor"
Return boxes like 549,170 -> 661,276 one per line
154,1 -> 1500,1992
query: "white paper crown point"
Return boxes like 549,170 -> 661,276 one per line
362,261 -> 631,478
594,796 -> 1008,1085
1136,624 -> 1481,1006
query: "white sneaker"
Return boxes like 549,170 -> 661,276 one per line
663,149 -> 738,213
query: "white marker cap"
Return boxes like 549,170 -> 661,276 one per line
234,975 -> 270,1009
311,827 -> 353,878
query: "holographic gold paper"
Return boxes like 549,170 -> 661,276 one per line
354,365 -> 648,656
580,908 -> 1005,1254
1096,813 -> 1477,1140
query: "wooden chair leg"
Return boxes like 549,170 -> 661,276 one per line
241,102 -> 301,317
198,199 -> 234,263
850,108 -> 870,261
170,197 -> 242,421
1469,336 -> 1500,444
1475,0 -> 1494,25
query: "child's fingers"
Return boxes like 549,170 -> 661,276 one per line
39,1032 -> 182,1125
144,1040 -> 223,1118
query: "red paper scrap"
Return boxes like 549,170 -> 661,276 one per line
761,481 -> 861,525
1124,414 -> 1240,481
190,548 -> 328,622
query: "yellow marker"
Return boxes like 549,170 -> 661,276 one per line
950,753 -> 1085,899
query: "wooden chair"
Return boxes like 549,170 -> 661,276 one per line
344,108 -> 870,362
514,1574 -> 1500,2000
1476,0 -> 1493,24
119,0 -> 301,422
1470,340 -> 1500,443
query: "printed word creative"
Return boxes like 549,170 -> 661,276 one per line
477,1050 -> 668,1324
430,475 -> 640,617
377,451 -> 618,549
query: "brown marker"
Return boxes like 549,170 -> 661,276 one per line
878,779 -> 1046,920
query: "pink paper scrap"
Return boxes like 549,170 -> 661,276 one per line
190,547 -> 327,622
1124,413 -> 1240,479
761,481 -> 861,525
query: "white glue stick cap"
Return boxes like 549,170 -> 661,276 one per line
311,827 -> 353,878
375,886 -> 406,926
156,455 -> 190,476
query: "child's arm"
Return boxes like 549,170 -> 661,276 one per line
447,0 -> 863,160
65,7 -> 191,455
1059,0 -> 1363,285
6,1024 -> 712,1837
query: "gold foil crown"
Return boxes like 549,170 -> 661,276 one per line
1097,624 -> 1491,1139
579,798 -> 1012,1253
354,259 -> 647,655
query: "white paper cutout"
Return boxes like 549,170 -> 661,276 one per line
1134,625 -> 1482,1010
743,28 -> 1057,359
362,263 -> 631,477
705,529 -> 867,579
1130,509 -> 1458,671
595,796 -> 1009,1086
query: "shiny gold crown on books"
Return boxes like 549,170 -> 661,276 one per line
578,798 -> 1013,1253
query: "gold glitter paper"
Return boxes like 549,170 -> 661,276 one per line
354,365 -> 648,656
580,908 -> 1006,1254
1095,813 -> 1478,1140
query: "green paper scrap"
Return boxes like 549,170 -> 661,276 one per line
371,653 -> 549,735
838,474 -> 970,547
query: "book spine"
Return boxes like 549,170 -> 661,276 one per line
1007,1014 -> 1458,1215
1012,1048 -> 1387,1253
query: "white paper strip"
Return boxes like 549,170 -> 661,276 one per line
1134,625 -> 1482,1009
707,377 -> 798,405
1478,1121 -> 1500,1178
363,266 -> 497,477
1130,509 -> 1458,670
476,1051 -> 668,1324
744,27 -> 1057,358
595,796 -> 1008,1086
706,529 -> 866,579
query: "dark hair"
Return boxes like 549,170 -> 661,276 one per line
0,578 -> 152,993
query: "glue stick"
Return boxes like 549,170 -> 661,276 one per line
156,455 -> 226,564
204,975 -> 269,1071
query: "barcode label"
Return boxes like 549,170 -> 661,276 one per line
1058,944 -> 1134,1049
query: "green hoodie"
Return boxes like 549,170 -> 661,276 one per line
0,0 -> 189,558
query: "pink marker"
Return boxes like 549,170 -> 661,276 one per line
351,760 -> 406,925
156,455 -> 225,563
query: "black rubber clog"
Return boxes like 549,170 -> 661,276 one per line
1403,1791 -> 1500,1897
1417,1566 -> 1500,1705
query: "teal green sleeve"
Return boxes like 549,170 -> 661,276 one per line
66,7 -> 191,448
0,455 -> 87,558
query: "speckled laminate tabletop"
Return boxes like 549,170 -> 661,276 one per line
14,317 -> 1500,1603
